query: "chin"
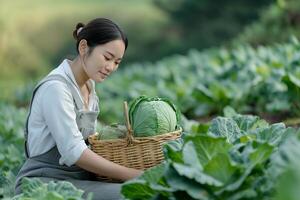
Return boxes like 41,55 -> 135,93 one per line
92,77 -> 105,83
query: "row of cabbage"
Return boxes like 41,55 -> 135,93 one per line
121,107 -> 300,200
13,37 -> 300,124
3,104 -> 300,200
92,36 -> 300,124
0,103 -> 26,199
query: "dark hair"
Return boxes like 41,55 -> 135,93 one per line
72,18 -> 128,54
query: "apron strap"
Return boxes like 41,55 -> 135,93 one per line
24,74 -> 84,158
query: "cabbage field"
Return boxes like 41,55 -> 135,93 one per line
2,38 -> 300,199
95,36 -> 300,125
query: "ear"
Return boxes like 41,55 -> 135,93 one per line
78,39 -> 89,56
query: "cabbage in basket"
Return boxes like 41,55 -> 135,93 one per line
128,96 -> 180,137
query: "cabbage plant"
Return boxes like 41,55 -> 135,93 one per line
129,96 -> 180,137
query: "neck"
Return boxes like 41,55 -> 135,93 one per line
69,57 -> 89,88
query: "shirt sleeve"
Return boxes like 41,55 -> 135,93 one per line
40,81 -> 87,166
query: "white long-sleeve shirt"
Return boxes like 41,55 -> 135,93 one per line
27,59 -> 99,166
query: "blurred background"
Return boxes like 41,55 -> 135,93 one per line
1,0 -> 299,102
1,0 -> 300,199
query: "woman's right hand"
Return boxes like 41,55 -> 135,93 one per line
124,168 -> 143,180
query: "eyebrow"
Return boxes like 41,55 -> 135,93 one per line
105,51 -> 122,61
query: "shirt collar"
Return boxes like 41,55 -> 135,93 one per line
61,59 -> 95,93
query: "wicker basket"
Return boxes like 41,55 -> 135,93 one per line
88,101 -> 182,172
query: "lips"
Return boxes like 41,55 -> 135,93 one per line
99,71 -> 108,77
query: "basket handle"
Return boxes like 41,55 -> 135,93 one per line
123,101 -> 134,145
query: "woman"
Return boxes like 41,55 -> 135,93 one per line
15,18 -> 142,200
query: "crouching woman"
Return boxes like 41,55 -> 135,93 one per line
15,18 -> 142,200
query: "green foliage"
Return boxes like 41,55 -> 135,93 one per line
235,0 -> 300,46
153,0 -> 272,54
12,178 -> 92,200
121,111 -> 300,200
1,104 -> 300,199
91,37 -> 300,124
0,103 -> 26,198
274,132 -> 300,200
14,38 -> 300,124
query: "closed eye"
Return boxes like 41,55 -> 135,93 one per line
104,55 -> 114,61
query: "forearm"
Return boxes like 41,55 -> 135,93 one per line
75,148 -> 142,181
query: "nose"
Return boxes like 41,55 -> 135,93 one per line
105,62 -> 116,73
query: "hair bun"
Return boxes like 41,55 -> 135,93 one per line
73,22 -> 85,40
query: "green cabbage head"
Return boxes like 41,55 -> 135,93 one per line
129,96 -> 180,137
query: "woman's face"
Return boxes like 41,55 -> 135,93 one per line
81,39 -> 125,83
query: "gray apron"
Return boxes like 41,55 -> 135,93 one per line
15,74 -> 122,200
